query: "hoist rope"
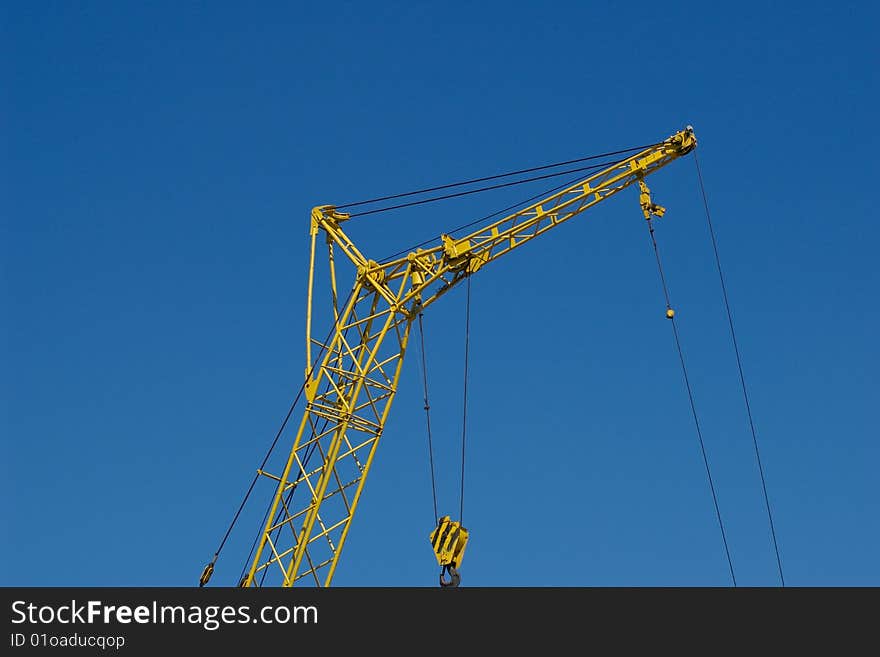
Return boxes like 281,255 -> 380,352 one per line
238,410 -> 331,586
206,289 -> 354,585
346,158 -> 640,218
239,359 -> 343,586
237,490 -> 275,585
646,219 -> 738,587
335,143 -> 660,210
208,390 -> 305,576
244,424 -> 327,587
459,277 -> 471,524
248,312 -> 364,585
247,315 -> 360,585
380,171 -> 596,264
694,152 -> 785,586
416,313 -> 440,524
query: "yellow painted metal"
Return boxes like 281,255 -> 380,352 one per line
305,219 -> 318,375
242,127 -> 697,587
199,561 -> 214,587
430,516 -> 469,568
639,179 -> 666,220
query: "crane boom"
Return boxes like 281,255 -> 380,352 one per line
241,126 -> 697,587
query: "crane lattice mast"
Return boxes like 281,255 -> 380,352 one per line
242,127 -> 697,587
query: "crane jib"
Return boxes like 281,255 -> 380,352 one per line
226,127 -> 698,588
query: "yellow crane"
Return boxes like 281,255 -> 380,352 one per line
207,126 -> 697,588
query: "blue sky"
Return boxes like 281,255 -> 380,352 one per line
2,1 -> 877,587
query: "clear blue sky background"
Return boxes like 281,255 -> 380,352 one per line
2,1 -> 877,587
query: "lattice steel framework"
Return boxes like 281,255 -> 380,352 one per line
243,127 -> 697,586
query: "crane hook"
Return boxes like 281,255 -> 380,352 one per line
439,564 -> 461,588
429,516 -> 469,588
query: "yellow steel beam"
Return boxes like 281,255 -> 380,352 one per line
243,127 -> 696,586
